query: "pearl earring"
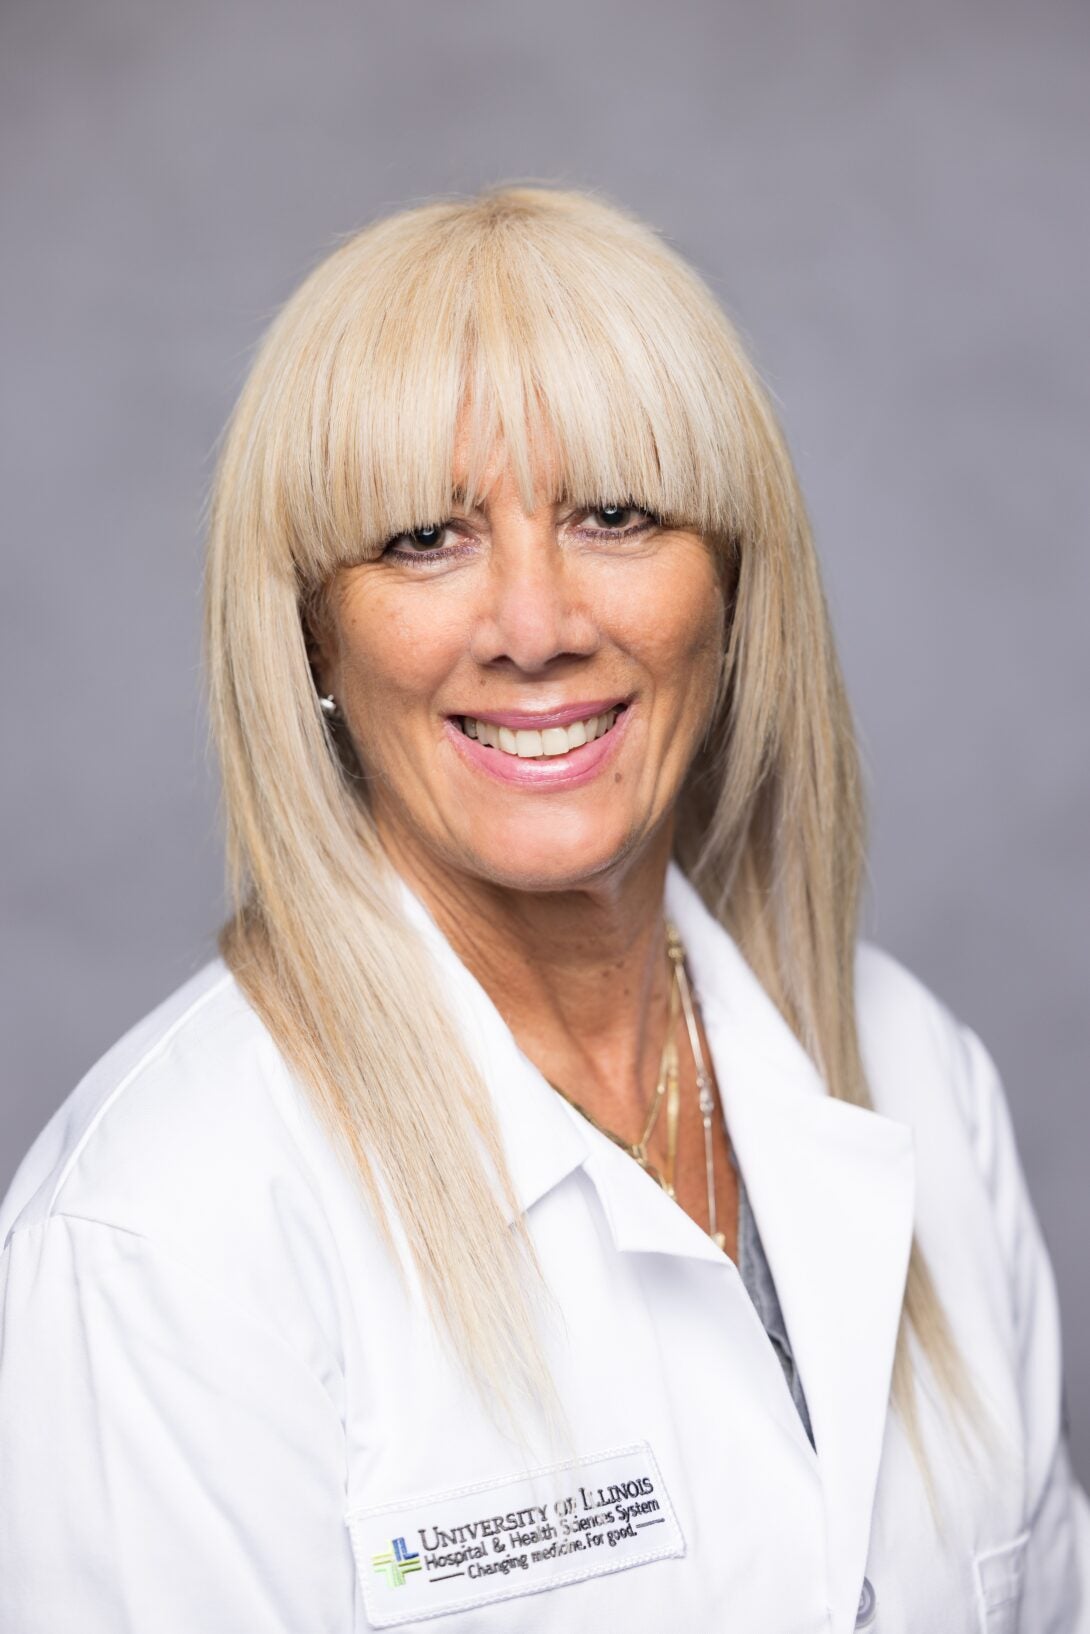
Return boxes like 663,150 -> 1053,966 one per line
318,694 -> 340,720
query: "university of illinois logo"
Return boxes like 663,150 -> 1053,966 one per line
371,1536 -> 422,1587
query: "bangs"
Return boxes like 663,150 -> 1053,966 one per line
255,191 -> 757,590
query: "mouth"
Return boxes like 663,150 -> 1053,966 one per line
443,699 -> 634,789
454,701 -> 629,760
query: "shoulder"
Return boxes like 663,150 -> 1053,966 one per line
3,959 -> 280,1243
0,959 -> 350,1374
850,937 -> 1038,1286
852,936 -> 996,1153
851,937 -> 1052,1351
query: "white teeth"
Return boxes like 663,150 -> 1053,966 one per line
460,707 -> 621,757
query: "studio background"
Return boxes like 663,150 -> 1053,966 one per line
2,0 -> 1087,1479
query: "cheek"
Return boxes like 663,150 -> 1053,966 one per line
610,547 -> 725,698
338,587 -> 464,709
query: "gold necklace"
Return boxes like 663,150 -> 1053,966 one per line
544,920 -> 727,1251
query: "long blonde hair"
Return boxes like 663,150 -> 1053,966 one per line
204,183 -> 982,1479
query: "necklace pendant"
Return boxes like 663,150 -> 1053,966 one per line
712,1230 -> 727,1252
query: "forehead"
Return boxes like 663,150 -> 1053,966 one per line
450,405 -> 566,512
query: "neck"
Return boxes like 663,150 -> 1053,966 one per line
379,820 -> 678,1127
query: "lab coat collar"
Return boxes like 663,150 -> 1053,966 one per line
393,858 -> 915,1634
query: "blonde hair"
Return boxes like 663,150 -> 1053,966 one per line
204,183 -> 985,1489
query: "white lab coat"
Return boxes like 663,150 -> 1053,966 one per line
1,860 -> 1087,1634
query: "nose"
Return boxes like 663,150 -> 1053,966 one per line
468,513 -> 600,673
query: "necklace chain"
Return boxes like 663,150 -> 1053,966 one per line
544,919 -> 727,1251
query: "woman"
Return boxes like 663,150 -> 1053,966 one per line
0,185 -> 1086,1634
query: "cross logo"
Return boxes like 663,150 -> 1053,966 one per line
371,1536 -> 422,1587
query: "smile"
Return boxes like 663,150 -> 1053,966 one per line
444,701 -> 633,789
458,706 -> 624,759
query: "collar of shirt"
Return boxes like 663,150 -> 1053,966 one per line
391,857 -> 916,1634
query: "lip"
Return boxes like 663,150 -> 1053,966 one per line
443,700 -> 634,790
447,696 -> 632,731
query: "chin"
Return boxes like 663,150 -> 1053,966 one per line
458,816 -> 640,893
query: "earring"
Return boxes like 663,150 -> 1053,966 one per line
318,693 -> 340,720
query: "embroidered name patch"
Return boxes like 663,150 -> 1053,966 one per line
345,1441 -> 684,1626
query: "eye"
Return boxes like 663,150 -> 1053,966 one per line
579,504 -> 659,534
379,521 -> 474,566
383,522 -> 453,555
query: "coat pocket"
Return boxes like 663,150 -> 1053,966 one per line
973,1530 -> 1030,1634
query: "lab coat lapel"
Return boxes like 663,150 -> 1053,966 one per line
665,863 -> 916,1634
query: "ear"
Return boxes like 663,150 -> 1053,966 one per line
301,584 -> 337,697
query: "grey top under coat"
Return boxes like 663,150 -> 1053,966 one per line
730,1146 -> 816,1452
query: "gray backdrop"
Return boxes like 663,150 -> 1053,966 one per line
2,0 -> 1087,1479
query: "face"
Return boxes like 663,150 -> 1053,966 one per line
310,426 -> 728,894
